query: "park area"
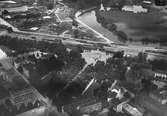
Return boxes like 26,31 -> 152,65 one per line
99,7 -> 167,41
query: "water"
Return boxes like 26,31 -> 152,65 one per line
78,10 -> 167,48
78,11 -> 120,44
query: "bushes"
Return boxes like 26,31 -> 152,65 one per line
0,35 -> 66,55
107,23 -> 117,32
117,31 -> 128,42
7,27 -> 13,33
19,19 -> 43,29
0,25 -> 13,33
76,0 -> 101,9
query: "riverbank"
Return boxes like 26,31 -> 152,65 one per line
76,7 -> 167,49
75,10 -> 117,44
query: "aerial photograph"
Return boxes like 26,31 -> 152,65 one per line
0,0 -> 167,116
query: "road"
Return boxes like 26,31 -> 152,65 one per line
56,64 -> 89,97
0,17 -> 18,31
0,17 -> 167,60
15,30 -> 108,44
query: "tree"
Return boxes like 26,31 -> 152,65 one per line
155,0 -> 166,6
141,79 -> 157,92
47,3 -> 54,9
117,31 -> 128,42
76,0 -> 101,9
27,102 -> 34,109
107,23 -> 117,32
7,27 -> 13,33
73,29 -> 79,38
108,0 -> 125,9
72,20 -> 78,27
2,10 -> 9,15
18,103 -> 27,113
137,52 -> 147,63
113,51 -> 124,58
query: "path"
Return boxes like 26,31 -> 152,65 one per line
56,64 -> 89,97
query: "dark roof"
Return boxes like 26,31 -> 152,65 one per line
109,98 -> 122,107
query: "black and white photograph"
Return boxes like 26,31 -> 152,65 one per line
0,0 -> 167,116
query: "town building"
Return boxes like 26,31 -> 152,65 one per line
122,103 -> 143,116
64,97 -> 103,115
109,98 -> 127,112
154,72 -> 167,82
0,48 -> 46,115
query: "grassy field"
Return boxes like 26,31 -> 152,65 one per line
99,8 -> 167,41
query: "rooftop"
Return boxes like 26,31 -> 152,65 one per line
122,103 -> 143,116
0,48 -> 7,60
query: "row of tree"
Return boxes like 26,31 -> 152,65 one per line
141,38 -> 167,46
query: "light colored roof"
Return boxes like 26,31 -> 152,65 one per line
123,103 -> 143,116
30,27 -> 39,31
0,48 -> 7,60
43,16 -> 51,19
0,1 -> 16,4
122,5 -> 148,13
16,106 -> 46,116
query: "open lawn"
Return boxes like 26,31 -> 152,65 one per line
99,9 -> 167,41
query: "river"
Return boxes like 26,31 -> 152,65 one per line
78,11 -> 120,44
78,9 -> 167,49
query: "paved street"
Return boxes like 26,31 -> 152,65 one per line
0,16 -> 167,60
